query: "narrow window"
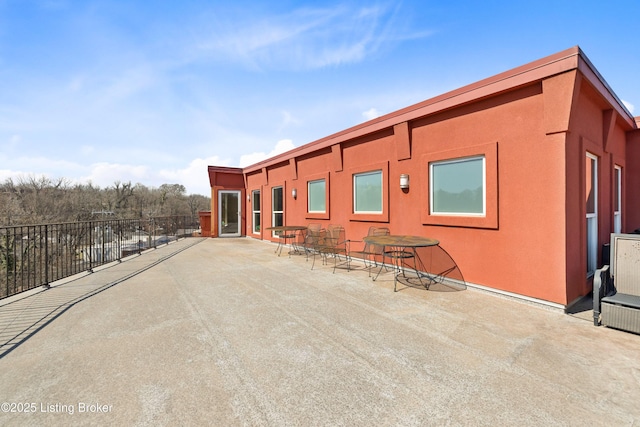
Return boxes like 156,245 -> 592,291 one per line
353,170 -> 382,214
430,156 -> 485,215
272,186 -> 283,235
586,153 -> 598,275
614,166 -> 622,234
307,179 -> 326,213
252,190 -> 261,234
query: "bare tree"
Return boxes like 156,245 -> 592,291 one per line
0,177 -> 210,226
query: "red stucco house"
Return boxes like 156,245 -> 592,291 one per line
207,46 -> 640,309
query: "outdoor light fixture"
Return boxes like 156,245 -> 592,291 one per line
292,188 -> 297,199
400,174 -> 410,189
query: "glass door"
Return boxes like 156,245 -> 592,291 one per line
614,166 -> 622,234
586,153 -> 597,275
218,190 -> 241,237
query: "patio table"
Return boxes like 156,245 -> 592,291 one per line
266,226 -> 308,256
363,234 -> 440,292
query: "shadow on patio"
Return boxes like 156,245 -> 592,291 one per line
0,239 -> 204,359
0,237 -> 638,426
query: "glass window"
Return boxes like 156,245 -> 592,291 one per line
272,186 -> 283,234
308,179 -> 326,213
252,190 -> 260,234
353,170 -> 382,213
430,156 -> 485,215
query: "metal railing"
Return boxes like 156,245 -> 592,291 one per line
1,216 -> 199,300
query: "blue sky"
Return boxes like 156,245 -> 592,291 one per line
1,0 -> 638,196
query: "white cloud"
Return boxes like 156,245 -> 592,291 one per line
84,162 -> 151,187
195,4 -> 428,70
622,99 -> 635,114
239,139 -> 296,167
82,156 -> 233,196
362,107 -> 382,121
158,156 -> 232,196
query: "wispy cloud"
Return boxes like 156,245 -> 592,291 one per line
622,99 -> 635,114
194,3 -> 430,70
362,107 -> 383,121
278,110 -> 301,133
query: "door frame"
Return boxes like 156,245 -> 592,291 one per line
218,190 -> 241,237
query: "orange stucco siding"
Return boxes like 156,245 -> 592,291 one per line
209,47 -> 638,308
627,130 -> 640,232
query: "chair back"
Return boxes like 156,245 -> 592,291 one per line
305,226 -> 325,248
367,226 -> 390,255
307,223 -> 321,233
326,225 -> 346,251
611,233 -> 640,295
372,227 -> 390,236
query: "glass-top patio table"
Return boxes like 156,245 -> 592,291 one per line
363,234 -> 440,292
266,226 -> 308,256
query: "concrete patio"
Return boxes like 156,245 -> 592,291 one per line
0,237 -> 639,426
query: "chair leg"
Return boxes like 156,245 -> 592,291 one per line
332,252 -> 350,273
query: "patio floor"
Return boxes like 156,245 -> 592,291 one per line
1,237 -> 639,426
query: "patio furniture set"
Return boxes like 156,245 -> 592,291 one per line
267,224 -> 442,292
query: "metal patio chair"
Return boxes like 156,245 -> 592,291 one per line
348,226 -> 390,276
314,224 -> 350,273
301,224 -> 324,262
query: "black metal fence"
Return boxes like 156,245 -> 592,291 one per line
0,216 -> 199,300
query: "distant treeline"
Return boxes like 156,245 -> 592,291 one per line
0,176 -> 210,226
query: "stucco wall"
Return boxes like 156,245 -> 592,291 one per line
232,48 -> 638,307
562,78 -> 631,303
625,129 -> 640,232
245,79 -> 573,304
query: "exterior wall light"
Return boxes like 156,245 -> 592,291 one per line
292,188 -> 297,199
400,174 -> 410,189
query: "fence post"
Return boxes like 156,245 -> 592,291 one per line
44,224 -> 49,288
101,221 -> 105,265
89,221 -> 93,273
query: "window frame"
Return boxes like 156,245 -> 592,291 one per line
251,189 -> 261,234
271,185 -> 284,237
307,179 -> 326,213
585,152 -> 598,276
429,156 -> 486,216
305,172 -> 330,220
421,142 -> 498,229
348,161 -> 389,223
353,170 -> 383,214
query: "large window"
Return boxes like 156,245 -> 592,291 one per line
614,166 -> 622,234
308,179 -> 326,213
430,156 -> 485,215
353,170 -> 382,214
252,190 -> 260,234
272,186 -> 283,234
586,153 -> 598,275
